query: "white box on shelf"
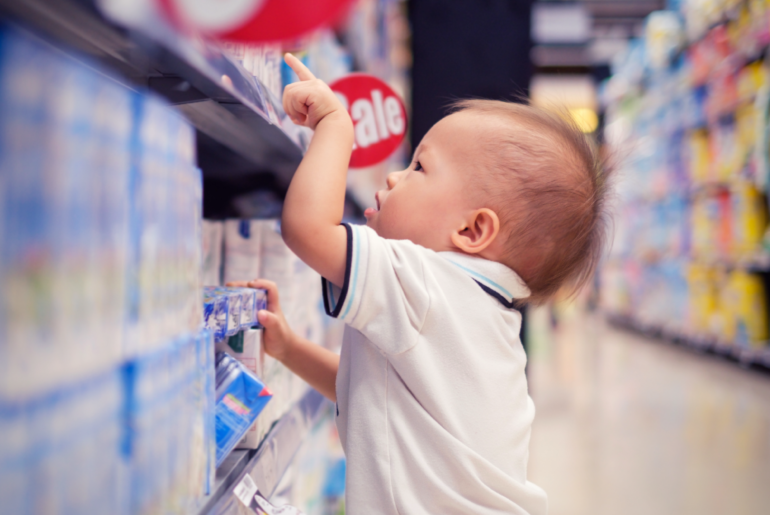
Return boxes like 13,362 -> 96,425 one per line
202,220 -> 223,286
259,219 -> 300,324
223,220 -> 262,285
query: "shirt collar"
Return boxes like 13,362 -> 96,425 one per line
439,252 -> 531,306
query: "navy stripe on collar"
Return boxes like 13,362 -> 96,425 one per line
474,280 -> 525,310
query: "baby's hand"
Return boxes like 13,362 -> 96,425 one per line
282,53 -> 347,130
225,279 -> 295,362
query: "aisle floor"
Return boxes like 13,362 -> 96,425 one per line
527,306 -> 770,515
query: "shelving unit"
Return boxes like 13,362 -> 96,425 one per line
196,390 -> 329,515
0,0 -> 305,186
607,313 -> 770,369
0,0 -> 346,512
0,0 -> 409,511
600,6 -> 770,369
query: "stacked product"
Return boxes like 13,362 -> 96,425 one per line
124,333 -> 216,515
203,286 -> 268,343
602,3 -> 770,350
0,26 -> 215,514
213,351 -> 272,466
205,218 -> 331,447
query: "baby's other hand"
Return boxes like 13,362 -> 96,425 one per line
282,53 -> 348,130
225,279 -> 295,362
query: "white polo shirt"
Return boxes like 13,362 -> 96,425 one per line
322,224 -> 547,515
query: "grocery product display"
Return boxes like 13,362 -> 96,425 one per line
203,286 -> 268,342
214,352 -> 272,467
0,0 -> 407,512
0,24 -> 215,514
601,0 -> 770,364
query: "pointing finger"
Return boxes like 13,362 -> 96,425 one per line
284,53 -> 316,81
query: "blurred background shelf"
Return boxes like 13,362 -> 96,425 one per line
607,313 -> 770,369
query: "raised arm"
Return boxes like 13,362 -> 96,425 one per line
280,54 -> 354,287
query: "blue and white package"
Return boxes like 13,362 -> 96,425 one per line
233,287 -> 267,328
0,368 -> 123,515
195,331 -> 216,495
123,331 -> 212,515
203,288 -> 229,342
203,287 -> 267,338
204,286 -> 240,337
226,290 -> 242,335
239,288 -> 258,327
214,352 -> 272,467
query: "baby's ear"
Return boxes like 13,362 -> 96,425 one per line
450,208 -> 500,254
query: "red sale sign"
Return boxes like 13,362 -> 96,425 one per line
329,74 -> 407,169
158,0 -> 353,42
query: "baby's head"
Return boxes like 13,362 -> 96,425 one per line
363,99 -> 611,303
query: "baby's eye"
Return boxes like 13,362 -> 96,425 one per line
414,161 -> 423,172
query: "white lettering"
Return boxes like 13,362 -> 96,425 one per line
384,96 -> 404,135
351,98 -> 379,148
370,89 -> 390,140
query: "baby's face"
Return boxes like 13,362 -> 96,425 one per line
364,112 -> 482,251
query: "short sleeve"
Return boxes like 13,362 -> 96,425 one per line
321,224 -> 431,355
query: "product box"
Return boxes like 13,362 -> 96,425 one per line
203,287 -> 267,340
228,287 -> 267,329
202,220 -> 224,286
214,352 -> 272,466
216,329 -> 266,449
203,289 -> 229,342
223,220 -> 263,285
260,220 -> 301,325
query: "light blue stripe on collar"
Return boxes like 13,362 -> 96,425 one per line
440,252 -> 531,302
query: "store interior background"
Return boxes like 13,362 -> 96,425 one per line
2,0 -> 770,514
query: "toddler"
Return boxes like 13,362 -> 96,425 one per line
238,55 -> 610,514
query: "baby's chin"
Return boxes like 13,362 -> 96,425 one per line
363,211 -> 384,236
364,215 -> 445,250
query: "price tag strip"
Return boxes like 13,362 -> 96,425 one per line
234,474 -> 305,515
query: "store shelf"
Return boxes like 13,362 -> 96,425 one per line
607,313 -> 770,370
196,388 -> 330,515
0,0 -> 305,187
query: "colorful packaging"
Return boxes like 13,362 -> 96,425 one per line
731,181 -> 768,257
723,270 -> 769,347
214,352 -> 272,467
203,286 -> 267,340
216,329 -> 265,449
203,289 -> 229,342
687,129 -> 710,183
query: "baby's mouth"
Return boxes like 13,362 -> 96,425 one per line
364,192 -> 381,219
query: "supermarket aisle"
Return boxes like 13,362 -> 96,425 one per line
527,306 -> 770,515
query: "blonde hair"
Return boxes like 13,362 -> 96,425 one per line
451,99 -> 612,304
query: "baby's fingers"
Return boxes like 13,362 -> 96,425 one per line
283,84 -> 309,125
284,53 -> 315,81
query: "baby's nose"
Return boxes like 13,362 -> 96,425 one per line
386,171 -> 402,189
